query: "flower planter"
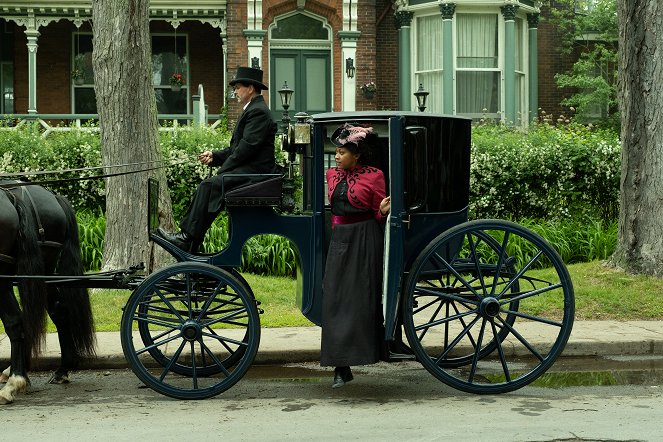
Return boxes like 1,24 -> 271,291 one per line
362,90 -> 375,99
171,85 -> 181,92
74,77 -> 85,86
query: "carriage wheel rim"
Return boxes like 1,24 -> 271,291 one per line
120,262 -> 261,400
402,219 -> 575,394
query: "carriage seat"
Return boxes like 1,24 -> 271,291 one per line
225,175 -> 283,207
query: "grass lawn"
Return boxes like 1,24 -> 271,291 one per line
12,259 -> 663,333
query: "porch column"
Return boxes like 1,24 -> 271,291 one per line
339,31 -> 360,111
527,13 -> 539,122
340,0 -> 360,111
394,10 -> 414,111
501,4 -> 518,125
439,3 -> 456,115
244,30 -> 266,69
26,29 -> 40,114
222,35 -> 228,105
245,0 -> 265,69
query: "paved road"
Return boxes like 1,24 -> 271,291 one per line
2,361 -> 662,441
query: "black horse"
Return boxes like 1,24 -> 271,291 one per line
0,182 -> 95,404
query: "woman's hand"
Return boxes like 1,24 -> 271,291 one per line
380,196 -> 391,216
198,151 -> 213,165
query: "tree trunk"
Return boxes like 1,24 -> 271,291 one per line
92,0 -> 174,273
614,0 -> 663,275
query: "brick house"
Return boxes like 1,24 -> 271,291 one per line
0,0 -> 576,125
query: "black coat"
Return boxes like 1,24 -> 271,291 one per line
206,95 -> 278,212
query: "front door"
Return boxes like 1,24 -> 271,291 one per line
270,50 -> 331,123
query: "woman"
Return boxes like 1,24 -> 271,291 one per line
321,123 -> 391,388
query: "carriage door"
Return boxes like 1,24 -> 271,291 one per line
269,12 -> 332,123
383,117 -> 406,341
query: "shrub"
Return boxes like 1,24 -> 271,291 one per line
470,121 -> 620,222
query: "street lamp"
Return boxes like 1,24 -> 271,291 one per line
414,83 -> 429,112
278,81 -> 294,130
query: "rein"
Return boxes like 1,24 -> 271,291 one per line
0,158 -> 191,188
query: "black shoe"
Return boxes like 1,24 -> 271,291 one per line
332,366 -> 353,389
157,228 -> 194,252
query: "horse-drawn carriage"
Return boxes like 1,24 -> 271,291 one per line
1,111 -> 574,402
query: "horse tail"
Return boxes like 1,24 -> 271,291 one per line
14,197 -> 48,358
54,195 -> 96,357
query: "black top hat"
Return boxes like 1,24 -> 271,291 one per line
229,66 -> 268,90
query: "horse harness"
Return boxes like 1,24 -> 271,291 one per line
1,182 -> 64,261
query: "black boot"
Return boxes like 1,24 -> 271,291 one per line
157,228 -> 195,252
332,366 -> 353,389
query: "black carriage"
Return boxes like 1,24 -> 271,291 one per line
117,111 -> 574,399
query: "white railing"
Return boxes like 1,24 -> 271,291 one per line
0,85 -> 223,137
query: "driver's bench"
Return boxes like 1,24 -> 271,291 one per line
224,174 -> 283,207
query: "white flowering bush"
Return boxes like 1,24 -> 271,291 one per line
470,121 -> 620,222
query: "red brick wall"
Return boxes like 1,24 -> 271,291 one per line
13,20 -> 74,114
537,7 -> 576,120
375,0 -> 398,110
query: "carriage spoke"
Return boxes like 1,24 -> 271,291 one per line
414,285 -> 480,306
501,307 -> 564,327
498,282 -> 563,303
466,233 -> 489,297
159,340 -> 187,381
194,281 -> 228,321
189,341 -> 199,390
153,286 -> 188,322
496,316 -> 544,361
203,307 -> 249,328
135,332 -> 182,355
467,319 -> 487,383
414,306 -> 476,332
490,320 -> 511,382
484,231 -> 510,297
429,252 -> 483,299
497,249 -> 544,297
435,315 -> 481,363
199,340 -> 232,377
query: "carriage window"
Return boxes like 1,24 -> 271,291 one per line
404,126 -> 427,211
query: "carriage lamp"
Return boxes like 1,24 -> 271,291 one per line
414,83 -> 430,112
345,58 -> 356,79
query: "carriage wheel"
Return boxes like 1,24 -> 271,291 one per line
136,268 -> 253,376
121,262 -> 260,400
402,219 -> 574,394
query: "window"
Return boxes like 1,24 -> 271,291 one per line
72,32 -> 189,115
270,14 -> 329,40
515,17 -> 526,124
456,13 -> 500,119
72,33 -> 95,113
414,15 -> 443,113
575,0 -> 599,13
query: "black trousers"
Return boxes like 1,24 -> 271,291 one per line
179,179 -> 221,241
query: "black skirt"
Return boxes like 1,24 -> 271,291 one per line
320,218 -> 384,367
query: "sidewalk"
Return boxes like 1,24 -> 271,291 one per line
2,320 -> 663,370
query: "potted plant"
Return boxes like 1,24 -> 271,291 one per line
169,73 -> 184,91
360,81 -> 377,99
71,54 -> 86,85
